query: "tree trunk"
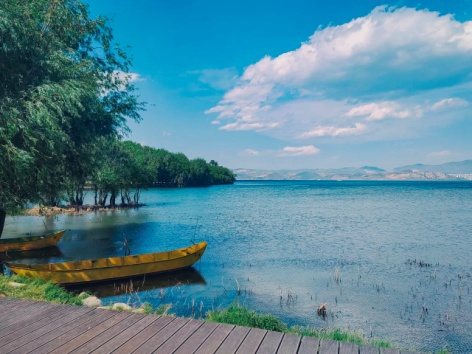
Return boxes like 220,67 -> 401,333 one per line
0,209 -> 6,238
134,188 -> 141,205
110,194 -> 116,208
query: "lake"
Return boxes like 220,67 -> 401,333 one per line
3,181 -> 472,352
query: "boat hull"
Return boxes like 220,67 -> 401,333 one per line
7,241 -> 207,284
0,230 -> 65,252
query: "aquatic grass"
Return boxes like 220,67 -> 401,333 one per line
289,326 -> 391,348
0,274 -> 83,305
141,301 -> 172,316
206,303 -> 393,348
207,303 -> 288,332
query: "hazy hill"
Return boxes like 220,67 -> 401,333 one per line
393,160 -> 472,174
234,160 -> 472,181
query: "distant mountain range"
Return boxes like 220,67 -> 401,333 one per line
233,160 -> 472,181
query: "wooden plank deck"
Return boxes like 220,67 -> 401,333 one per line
0,298 -> 417,354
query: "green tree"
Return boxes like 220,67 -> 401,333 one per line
209,164 -> 237,185
188,158 -> 212,186
0,0 -> 143,236
121,141 -> 156,204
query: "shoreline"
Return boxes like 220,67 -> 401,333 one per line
0,274 -> 397,351
23,204 -> 144,217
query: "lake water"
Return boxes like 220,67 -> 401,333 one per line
3,181 -> 472,352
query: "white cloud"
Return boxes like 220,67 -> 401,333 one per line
108,70 -> 144,91
206,6 -> 472,142
219,121 -> 280,131
346,102 -> 413,121
300,123 -> 367,138
113,70 -> 144,83
431,98 -> 469,110
278,145 -> 320,156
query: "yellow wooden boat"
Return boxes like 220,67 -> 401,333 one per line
6,241 -> 207,284
0,230 -> 65,253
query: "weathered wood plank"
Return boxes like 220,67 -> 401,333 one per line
298,336 -> 320,354
0,298 -> 34,317
236,328 -> 267,354
154,319 -> 204,353
339,341 -> 359,354
49,311 -> 133,354
112,316 -> 175,354
69,312 -> 145,353
1,306 -> 90,353
0,301 -> 50,333
277,333 -> 301,354
0,297 -> 30,309
0,303 -> 64,341
9,309 -> 102,354
89,314 -> 160,354
194,323 -> 235,354
256,330 -> 284,354
173,321 -> 219,354
28,309 -> 116,354
215,325 -> 251,354
132,317 -> 190,354
380,349 -> 400,354
319,339 -> 339,354
0,300 -> 51,332
46,311 -> 127,354
360,345 -> 379,354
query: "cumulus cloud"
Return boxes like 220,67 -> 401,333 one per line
206,6 -> 472,142
278,145 -> 320,156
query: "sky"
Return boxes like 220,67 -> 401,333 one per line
87,0 -> 472,170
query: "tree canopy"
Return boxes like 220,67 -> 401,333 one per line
0,0 -> 143,236
121,141 -> 236,188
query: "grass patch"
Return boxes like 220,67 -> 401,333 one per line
207,303 -> 287,332
207,303 -> 392,349
0,274 -> 82,305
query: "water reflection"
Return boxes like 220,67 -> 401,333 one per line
67,267 -> 206,297
0,246 -> 63,263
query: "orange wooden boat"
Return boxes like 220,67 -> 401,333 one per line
0,230 -> 65,252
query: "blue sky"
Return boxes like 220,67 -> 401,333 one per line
88,1 -> 472,170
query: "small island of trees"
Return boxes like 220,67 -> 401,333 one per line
77,139 -> 236,210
